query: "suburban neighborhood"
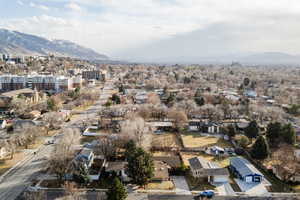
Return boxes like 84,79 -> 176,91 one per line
0,54 -> 299,200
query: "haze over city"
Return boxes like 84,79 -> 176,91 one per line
1,0 -> 300,62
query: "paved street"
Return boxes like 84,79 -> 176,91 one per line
0,80 -> 114,200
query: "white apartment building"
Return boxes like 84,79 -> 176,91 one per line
0,74 -> 81,93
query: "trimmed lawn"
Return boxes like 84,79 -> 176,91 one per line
181,152 -> 230,168
0,152 -> 25,175
152,133 -> 181,148
181,133 -> 231,148
146,181 -> 174,190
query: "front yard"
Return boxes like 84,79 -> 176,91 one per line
185,173 -> 215,191
146,181 -> 175,190
181,133 -> 232,149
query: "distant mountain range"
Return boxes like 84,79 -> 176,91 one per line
117,22 -> 300,64
0,28 -> 108,60
239,52 -> 300,64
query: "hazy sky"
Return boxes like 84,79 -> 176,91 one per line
1,0 -> 300,60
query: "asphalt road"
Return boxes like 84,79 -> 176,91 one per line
0,80 -> 114,200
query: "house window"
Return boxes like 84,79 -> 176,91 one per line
254,176 -> 261,182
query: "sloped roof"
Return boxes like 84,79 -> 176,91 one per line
188,157 -> 209,170
230,157 -> 263,177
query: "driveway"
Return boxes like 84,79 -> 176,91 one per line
235,179 -> 269,196
214,182 -> 236,196
171,176 -> 191,195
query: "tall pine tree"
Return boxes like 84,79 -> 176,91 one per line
106,177 -> 127,200
126,147 -> 154,187
282,123 -> 296,145
266,122 -> 282,147
251,136 -> 270,160
245,120 -> 259,139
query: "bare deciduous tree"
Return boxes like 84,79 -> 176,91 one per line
49,128 -> 80,184
121,117 -> 152,150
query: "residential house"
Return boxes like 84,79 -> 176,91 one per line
106,161 -> 130,182
272,165 -> 300,183
13,120 -> 46,133
74,148 -> 95,169
207,146 -> 225,156
147,121 -> 173,132
189,157 -> 229,183
134,91 -> 148,104
229,157 -> 263,183
189,121 -> 220,134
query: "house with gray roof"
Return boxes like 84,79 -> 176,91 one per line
74,148 -> 95,169
188,157 -> 229,183
229,156 -> 263,183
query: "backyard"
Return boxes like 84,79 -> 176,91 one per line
151,133 -> 182,149
180,152 -> 230,168
181,133 -> 232,149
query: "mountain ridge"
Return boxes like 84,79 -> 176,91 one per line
0,28 -> 108,60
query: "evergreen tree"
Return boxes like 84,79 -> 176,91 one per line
124,140 -> 137,161
106,177 -> 127,200
266,122 -> 282,148
126,147 -> 154,187
244,120 -> 259,139
282,123 -> 296,145
112,94 -> 121,104
194,89 -> 205,106
251,136 -> 270,160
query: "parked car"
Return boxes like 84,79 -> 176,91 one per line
47,140 -> 55,145
198,190 -> 215,198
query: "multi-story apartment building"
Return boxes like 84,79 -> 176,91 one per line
0,75 -> 82,93
82,70 -> 106,81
